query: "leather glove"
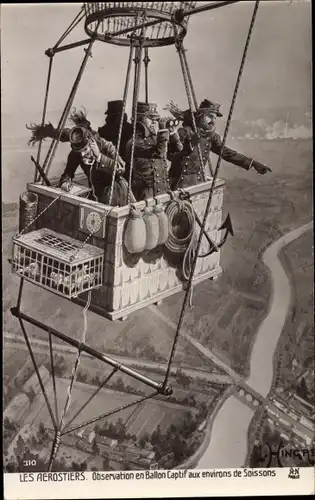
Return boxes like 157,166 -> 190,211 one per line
60,181 -> 72,192
159,117 -> 168,130
116,159 -> 125,175
252,160 -> 272,175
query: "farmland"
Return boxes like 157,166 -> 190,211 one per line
21,378 -> 198,440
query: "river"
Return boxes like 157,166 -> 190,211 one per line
197,221 -> 312,469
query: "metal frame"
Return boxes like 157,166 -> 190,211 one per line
10,281 -> 172,397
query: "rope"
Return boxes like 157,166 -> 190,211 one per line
53,7 -> 85,50
43,25 -> 99,179
180,47 -> 198,110
18,318 -> 58,431
163,0 -> 260,390
48,329 -> 59,426
165,197 -> 197,281
58,290 -> 92,433
181,46 -> 214,177
15,193 -> 62,239
34,56 -> 54,182
108,42 -> 135,206
48,430 -> 61,472
61,367 -> 119,433
128,43 -> 144,205
127,16 -> 147,205
62,392 -> 158,436
175,35 -> 207,182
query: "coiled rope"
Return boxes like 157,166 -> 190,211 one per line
165,196 -> 197,282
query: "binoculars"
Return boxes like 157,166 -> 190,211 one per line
160,118 -> 179,129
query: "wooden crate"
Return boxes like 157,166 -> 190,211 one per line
26,179 -> 225,320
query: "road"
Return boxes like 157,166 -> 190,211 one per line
195,221 -> 313,468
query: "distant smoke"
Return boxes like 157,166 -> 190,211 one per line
232,116 -> 312,140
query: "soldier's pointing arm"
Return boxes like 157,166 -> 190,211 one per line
211,132 -> 252,170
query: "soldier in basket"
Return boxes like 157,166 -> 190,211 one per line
98,100 -> 133,162
166,99 -> 272,190
58,126 -> 128,206
125,102 -> 183,201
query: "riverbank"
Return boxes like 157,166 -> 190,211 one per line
194,222 -> 312,469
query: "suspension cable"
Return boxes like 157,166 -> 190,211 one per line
143,47 -> 150,104
34,56 -> 54,182
127,28 -> 147,205
61,367 -> 119,433
18,318 -> 57,430
42,21 -> 100,179
163,0 -> 260,389
57,291 -> 92,431
108,42 -> 135,206
48,328 -> 59,426
180,42 -> 215,177
53,6 -> 85,50
175,34 -> 207,182
180,46 -> 198,110
43,33 -> 97,179
62,392 -> 158,436
15,193 -> 62,239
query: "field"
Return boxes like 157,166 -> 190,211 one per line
22,378 -> 197,439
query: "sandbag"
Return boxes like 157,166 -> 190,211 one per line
143,206 -> 159,251
154,203 -> 169,245
124,208 -> 146,254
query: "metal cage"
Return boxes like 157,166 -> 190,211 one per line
11,228 -> 104,299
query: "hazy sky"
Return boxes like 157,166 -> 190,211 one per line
1,0 -> 312,129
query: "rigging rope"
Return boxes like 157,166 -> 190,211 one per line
15,194 -> 62,239
43,24 -> 99,179
48,329 -> 59,426
58,290 -> 92,431
180,45 -> 214,177
165,196 -> 197,282
34,56 -> 54,183
175,36 -> 207,182
127,14 -> 148,205
53,7 -> 85,50
61,367 -> 119,433
163,0 -> 260,390
180,46 -> 198,110
108,42 -> 135,206
62,392 -> 158,436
